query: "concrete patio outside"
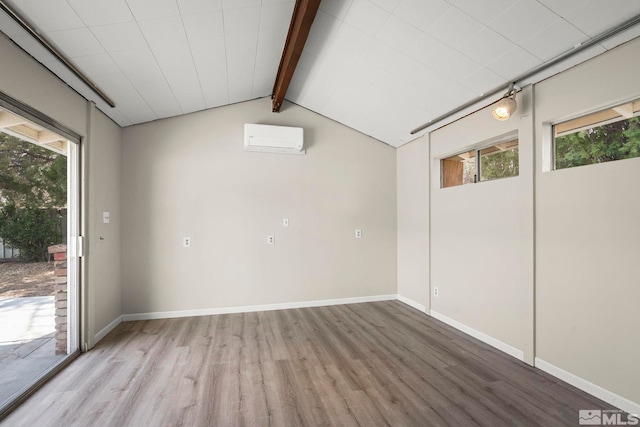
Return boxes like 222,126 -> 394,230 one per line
0,296 -> 65,405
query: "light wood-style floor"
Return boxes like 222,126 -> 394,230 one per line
3,301 -> 614,426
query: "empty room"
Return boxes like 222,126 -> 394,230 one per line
0,0 -> 638,426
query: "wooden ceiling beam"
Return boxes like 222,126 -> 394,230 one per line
271,0 -> 321,113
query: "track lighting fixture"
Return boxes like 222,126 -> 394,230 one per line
492,83 -> 517,121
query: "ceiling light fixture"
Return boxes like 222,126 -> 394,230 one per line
492,83 -> 517,121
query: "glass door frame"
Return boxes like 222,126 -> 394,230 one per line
0,91 -> 82,418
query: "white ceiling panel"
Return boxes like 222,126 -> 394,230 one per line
263,0 -> 295,5
197,64 -> 228,92
138,16 -> 188,48
375,14 -> 422,51
327,21 -> 371,58
369,0 -> 401,13
429,49 -> 481,82
153,42 -> 198,82
426,6 -> 483,49
322,83 -> 373,126
228,78 -> 253,103
450,0 -> 517,25
46,28 -> 105,58
343,0 -> 389,37
260,2 -> 295,29
491,0 -> 560,44
394,0 -> 450,32
1,0 -> 639,148
319,0 -> 353,20
72,53 -> 123,81
458,27 -> 515,66
536,0 -> 586,17
305,10 -> 341,54
460,67 -> 506,96
171,83 -> 206,113
404,33 -> 450,67
342,56 -> 386,88
90,22 -> 148,52
67,0 -> 133,27
182,11 -> 225,41
190,44 -> 226,79
7,0 -> 84,32
251,77 -> 274,99
564,0 -> 640,37
120,67 -> 175,106
225,37 -> 258,81
203,87 -> 230,109
520,18 -> 588,61
434,82 -> 477,111
222,0 -> 261,10
127,0 -> 180,21
387,54 -> 438,89
177,0 -> 223,15
411,66 -> 453,97
223,6 -> 261,36
487,45 -> 543,80
110,48 -> 158,73
361,41 -> 400,70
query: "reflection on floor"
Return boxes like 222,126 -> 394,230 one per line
0,297 -> 65,404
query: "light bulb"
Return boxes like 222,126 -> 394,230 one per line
492,97 -> 517,121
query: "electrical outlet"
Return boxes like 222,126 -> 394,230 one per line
183,237 -> 191,248
355,229 -> 362,239
433,286 -> 439,297
282,218 -> 289,227
267,235 -> 275,245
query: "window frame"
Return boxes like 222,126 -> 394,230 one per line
548,97 -> 640,171
439,132 -> 519,189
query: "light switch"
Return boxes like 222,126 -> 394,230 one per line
103,212 -> 110,224
282,218 -> 289,227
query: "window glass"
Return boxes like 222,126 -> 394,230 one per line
442,150 -> 476,188
441,139 -> 519,188
480,140 -> 519,182
554,100 -> 640,170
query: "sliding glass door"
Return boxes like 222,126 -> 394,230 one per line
0,96 -> 80,417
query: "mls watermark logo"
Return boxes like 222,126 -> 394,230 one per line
579,409 -> 639,426
580,410 -> 602,425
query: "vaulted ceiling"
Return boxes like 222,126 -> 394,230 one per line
1,0 -> 640,147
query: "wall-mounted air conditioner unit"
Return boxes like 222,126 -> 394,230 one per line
244,123 -> 304,155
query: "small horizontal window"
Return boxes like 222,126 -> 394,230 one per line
441,139 -> 519,188
554,100 -> 640,170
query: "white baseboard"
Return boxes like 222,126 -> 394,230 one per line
95,315 -> 122,343
122,294 -> 398,321
535,358 -> 640,416
397,295 -> 426,313
430,310 -> 524,361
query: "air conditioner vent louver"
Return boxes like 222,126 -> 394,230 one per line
244,123 -> 304,155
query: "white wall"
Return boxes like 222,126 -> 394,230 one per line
397,136 -> 429,311
88,110 -> 122,343
535,38 -> 640,406
0,34 -> 122,346
121,98 -> 397,315
429,86 -> 535,363
396,37 -> 640,410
